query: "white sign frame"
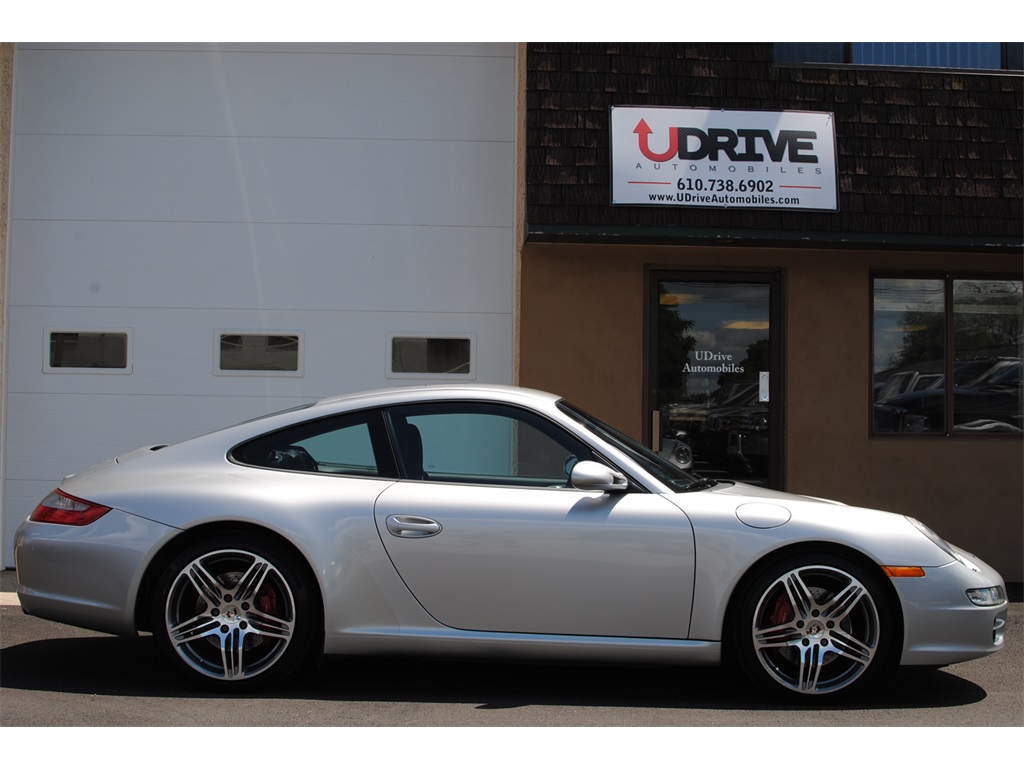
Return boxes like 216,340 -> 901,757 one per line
611,106 -> 838,211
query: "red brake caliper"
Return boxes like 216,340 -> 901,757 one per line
770,594 -> 795,626
257,586 -> 279,616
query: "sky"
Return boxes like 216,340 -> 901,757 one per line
6,3 -> 997,43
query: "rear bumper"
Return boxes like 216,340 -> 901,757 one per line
14,510 -> 176,637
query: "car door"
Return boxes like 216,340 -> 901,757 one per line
373,402 -> 695,639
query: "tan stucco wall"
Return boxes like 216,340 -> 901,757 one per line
520,241 -> 1024,580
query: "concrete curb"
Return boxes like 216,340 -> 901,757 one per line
1,568 -> 19,606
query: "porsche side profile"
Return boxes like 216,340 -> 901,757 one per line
14,385 -> 1007,699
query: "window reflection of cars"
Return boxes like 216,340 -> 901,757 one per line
657,410 -> 694,469
663,384 -> 769,476
875,371 -> 921,401
704,386 -> 769,475
874,358 -> 1023,433
659,431 -> 694,469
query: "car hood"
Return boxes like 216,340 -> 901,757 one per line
666,480 -> 954,569
708,480 -> 847,506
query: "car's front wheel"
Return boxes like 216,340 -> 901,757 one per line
152,534 -> 316,690
732,554 -> 895,700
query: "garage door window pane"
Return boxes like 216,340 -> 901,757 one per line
218,334 -> 301,375
390,336 -> 472,376
46,331 -> 130,372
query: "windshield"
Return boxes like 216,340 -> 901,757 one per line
558,401 -> 712,491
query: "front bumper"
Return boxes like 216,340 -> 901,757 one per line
14,509 -> 177,637
893,553 -> 1008,666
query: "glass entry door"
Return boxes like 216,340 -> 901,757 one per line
649,272 -> 781,488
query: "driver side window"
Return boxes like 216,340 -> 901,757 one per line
386,403 -> 594,487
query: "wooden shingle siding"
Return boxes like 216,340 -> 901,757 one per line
526,42 -> 1023,242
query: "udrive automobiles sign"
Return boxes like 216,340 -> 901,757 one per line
610,106 -> 838,211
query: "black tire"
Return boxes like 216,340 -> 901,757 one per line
151,533 -> 317,691
731,553 -> 896,700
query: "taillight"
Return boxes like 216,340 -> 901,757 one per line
30,490 -> 112,526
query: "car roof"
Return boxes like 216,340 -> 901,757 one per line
313,383 -> 563,411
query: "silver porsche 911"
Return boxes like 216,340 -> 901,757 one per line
14,385 -> 1007,699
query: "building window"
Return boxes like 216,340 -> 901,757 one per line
872,277 -> 1023,436
388,334 -> 474,378
44,330 -> 131,373
775,43 -> 1023,72
217,332 -> 302,376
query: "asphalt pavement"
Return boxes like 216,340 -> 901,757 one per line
2,568 -> 1021,731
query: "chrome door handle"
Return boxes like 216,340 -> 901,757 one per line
385,515 -> 442,538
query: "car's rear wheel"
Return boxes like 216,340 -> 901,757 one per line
732,553 -> 895,700
152,534 -> 316,690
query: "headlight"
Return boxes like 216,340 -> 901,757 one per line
906,517 -> 979,572
967,586 -> 1006,607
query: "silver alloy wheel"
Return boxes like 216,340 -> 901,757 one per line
750,564 -> 881,695
163,548 -> 297,681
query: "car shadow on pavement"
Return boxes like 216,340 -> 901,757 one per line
0,634 -> 988,711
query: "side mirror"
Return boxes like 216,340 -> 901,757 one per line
570,460 -> 629,493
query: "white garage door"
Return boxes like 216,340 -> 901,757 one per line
2,43 -> 517,565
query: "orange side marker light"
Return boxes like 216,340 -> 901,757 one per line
882,566 -> 926,578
